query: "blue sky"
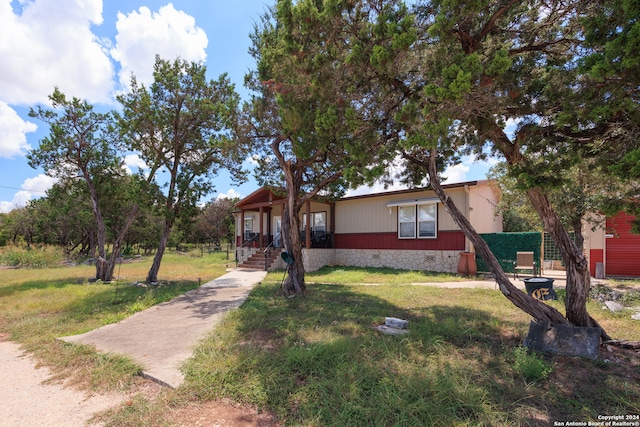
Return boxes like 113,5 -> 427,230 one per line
0,0 -> 496,213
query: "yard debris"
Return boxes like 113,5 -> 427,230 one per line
375,317 -> 409,335
385,317 -> 409,329
589,283 -> 622,302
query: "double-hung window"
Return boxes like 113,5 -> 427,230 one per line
397,202 -> 437,239
398,206 -> 416,238
417,204 -> 437,238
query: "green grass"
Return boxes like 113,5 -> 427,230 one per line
2,259 -> 639,426
305,265 -> 471,285
171,271 -> 640,426
0,251 -> 231,391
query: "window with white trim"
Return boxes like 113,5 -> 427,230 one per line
418,204 -> 437,238
244,218 -> 253,240
398,206 -> 416,238
397,203 -> 437,239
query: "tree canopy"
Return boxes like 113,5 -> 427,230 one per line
118,56 -> 244,282
244,0 -> 416,293
27,88 -> 126,280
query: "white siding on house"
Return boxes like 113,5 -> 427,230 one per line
335,189 -> 467,234
468,181 -> 502,234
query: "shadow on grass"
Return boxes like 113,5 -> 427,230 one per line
180,283 -> 508,425
179,281 -> 640,426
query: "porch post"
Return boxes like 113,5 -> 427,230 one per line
305,200 -> 311,248
330,203 -> 336,248
259,206 -> 264,249
240,210 -> 245,246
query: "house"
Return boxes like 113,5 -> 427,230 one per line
234,180 -> 502,273
584,212 -> 640,278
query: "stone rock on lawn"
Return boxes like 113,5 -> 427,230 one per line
632,313 -> 640,321
523,321 -> 601,360
605,301 -> 625,313
375,325 -> 409,335
385,317 -> 409,329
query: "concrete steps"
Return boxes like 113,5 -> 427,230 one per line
239,249 -> 282,270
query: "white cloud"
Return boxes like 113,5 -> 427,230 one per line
21,173 -> 57,193
0,174 -> 57,213
0,201 -> 13,213
111,4 -> 208,90
216,188 -> 242,200
442,162 -> 470,184
344,180 -> 408,198
504,117 -> 521,141
0,0 -> 114,105
0,102 -> 36,158
122,153 -> 148,174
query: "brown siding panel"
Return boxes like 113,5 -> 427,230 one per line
334,230 -> 465,250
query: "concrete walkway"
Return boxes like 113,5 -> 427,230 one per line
414,269 -> 568,290
59,268 -> 569,388
60,269 -> 267,389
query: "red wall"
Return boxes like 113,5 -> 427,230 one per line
606,213 -> 640,277
334,230 -> 466,250
589,249 -> 604,277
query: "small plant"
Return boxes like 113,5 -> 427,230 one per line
512,346 -> 553,383
620,291 -> 640,305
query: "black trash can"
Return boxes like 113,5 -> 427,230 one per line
524,277 -> 556,301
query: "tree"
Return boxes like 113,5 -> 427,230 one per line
28,181 -> 95,254
191,197 -> 237,248
244,0 -> 415,294
489,161 -> 619,242
391,0 -> 640,339
118,56 -> 244,283
28,88 -> 126,281
581,0 -> 640,230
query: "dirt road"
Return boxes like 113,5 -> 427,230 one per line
0,340 -> 124,427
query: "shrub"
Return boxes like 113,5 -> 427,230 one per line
0,245 -> 64,268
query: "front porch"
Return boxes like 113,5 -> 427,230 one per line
234,188 -> 336,269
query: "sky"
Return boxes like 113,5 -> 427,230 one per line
0,0 -> 497,213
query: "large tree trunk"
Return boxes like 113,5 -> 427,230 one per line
424,149 -> 570,324
86,179 -> 109,282
525,189 -> 610,340
281,197 -> 306,294
146,218 -> 173,283
487,125 -> 611,340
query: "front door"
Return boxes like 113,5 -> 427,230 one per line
274,216 -> 282,248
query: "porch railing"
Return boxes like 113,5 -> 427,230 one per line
236,233 -> 260,267
262,232 -> 282,271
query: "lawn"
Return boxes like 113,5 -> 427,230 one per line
1,250 -> 639,426
0,249 -> 231,390
172,274 -> 640,426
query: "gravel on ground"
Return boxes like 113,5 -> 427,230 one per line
0,339 -> 125,427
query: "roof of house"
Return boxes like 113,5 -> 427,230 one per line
235,180 -> 492,209
338,180 -> 486,202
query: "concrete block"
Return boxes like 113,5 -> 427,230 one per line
523,321 -> 601,360
604,301 -> 625,312
385,317 -> 409,329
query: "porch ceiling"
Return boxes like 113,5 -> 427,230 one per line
235,188 -> 285,210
